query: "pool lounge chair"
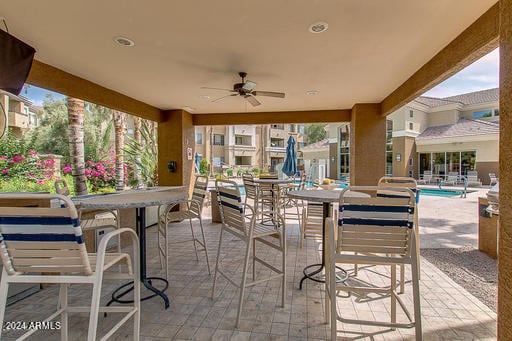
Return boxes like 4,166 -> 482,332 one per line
489,173 -> 499,186
417,170 -> 433,185
467,170 -> 482,187
443,172 -> 459,186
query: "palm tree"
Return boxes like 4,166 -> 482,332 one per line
67,97 -> 87,195
113,110 -> 127,191
132,116 -> 143,188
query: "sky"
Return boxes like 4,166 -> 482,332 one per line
23,48 -> 499,106
423,48 -> 499,98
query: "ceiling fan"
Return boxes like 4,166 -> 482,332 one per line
201,72 -> 285,106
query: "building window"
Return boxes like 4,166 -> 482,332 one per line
270,138 -> 284,148
271,124 -> 284,130
235,156 -> 251,165
386,120 -> 393,176
409,122 -> 414,130
339,124 -> 350,178
235,135 -> 251,146
494,109 -> 500,116
408,170 -> 414,178
409,110 -> 414,118
195,133 -> 203,145
297,125 -> 305,134
409,158 -> 413,166
213,134 -> 224,146
213,157 -> 225,167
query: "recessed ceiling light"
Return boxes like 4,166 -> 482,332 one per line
113,36 -> 135,46
308,22 -> 328,34
199,95 -> 210,100
306,90 -> 319,95
182,106 -> 195,112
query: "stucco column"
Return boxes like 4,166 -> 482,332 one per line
350,103 -> 385,185
499,0 -> 512,338
158,110 -> 195,191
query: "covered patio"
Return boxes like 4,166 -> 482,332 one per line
2,209 -> 497,340
0,0 -> 511,339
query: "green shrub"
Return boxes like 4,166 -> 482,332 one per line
199,159 -> 209,176
251,167 -> 260,175
226,168 -> 233,177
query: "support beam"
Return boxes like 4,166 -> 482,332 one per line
381,3 -> 499,116
349,103 -> 385,185
499,0 -> 512,338
27,60 -> 162,121
158,110 -> 195,191
192,110 -> 350,126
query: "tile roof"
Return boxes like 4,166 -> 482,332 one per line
414,88 -> 499,108
416,117 -> 499,140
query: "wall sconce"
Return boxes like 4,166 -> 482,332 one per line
395,153 -> 401,162
168,161 -> 177,172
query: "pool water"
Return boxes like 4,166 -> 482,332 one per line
419,188 -> 475,197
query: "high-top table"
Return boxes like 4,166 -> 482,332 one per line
287,189 -> 369,289
72,186 -> 187,309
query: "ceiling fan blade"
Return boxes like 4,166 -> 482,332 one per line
212,94 -> 238,102
242,81 -> 257,92
252,90 -> 285,98
200,86 -> 235,92
244,95 -> 261,106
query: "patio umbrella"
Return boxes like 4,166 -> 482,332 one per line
194,152 -> 201,173
282,135 -> 297,177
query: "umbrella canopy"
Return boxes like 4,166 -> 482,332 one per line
282,135 -> 297,177
195,152 -> 201,173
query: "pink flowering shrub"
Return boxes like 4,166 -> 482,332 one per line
0,150 -> 53,182
83,149 -> 117,191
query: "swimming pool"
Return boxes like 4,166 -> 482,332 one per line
419,188 -> 475,197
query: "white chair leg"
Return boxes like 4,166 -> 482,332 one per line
87,275 -> 104,341
411,239 -> 422,340
236,237 -> 252,329
132,260 -> 141,341
399,264 -> 405,294
59,284 -> 68,341
189,217 -> 200,261
211,226 -> 225,299
391,264 -> 397,330
0,272 -> 9,340
198,217 -> 211,274
280,230 -> 286,308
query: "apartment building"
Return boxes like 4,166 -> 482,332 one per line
195,124 -> 305,174
0,90 -> 39,138
307,88 -> 499,184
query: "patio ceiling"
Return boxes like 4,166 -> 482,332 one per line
0,1 -> 497,115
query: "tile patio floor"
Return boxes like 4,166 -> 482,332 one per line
2,206 -> 497,340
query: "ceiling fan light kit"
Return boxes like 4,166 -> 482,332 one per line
201,71 -> 285,107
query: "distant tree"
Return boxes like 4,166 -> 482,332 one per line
67,97 -> 88,195
27,97 -> 114,163
305,124 -> 327,144
28,96 -> 69,160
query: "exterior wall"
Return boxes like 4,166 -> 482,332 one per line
427,109 -> 460,127
392,136 -> 416,178
416,138 -> 498,162
475,161 -> 499,185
